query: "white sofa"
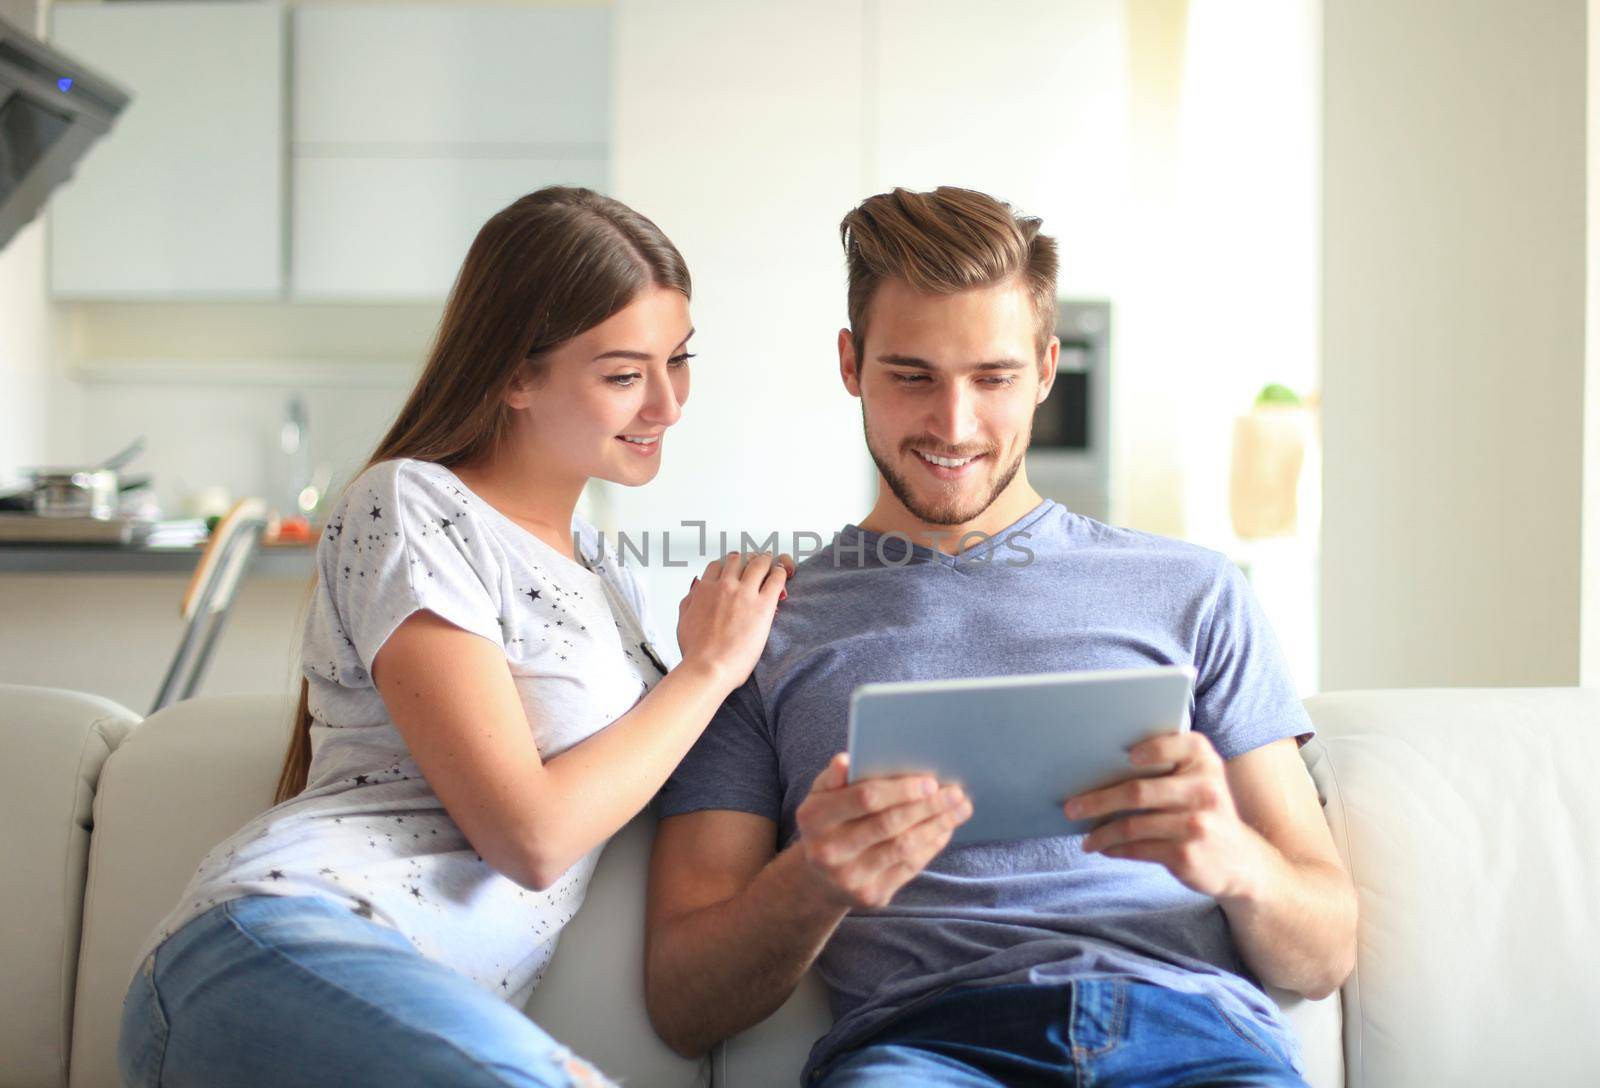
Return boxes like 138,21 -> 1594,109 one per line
4,683 -> 1598,1087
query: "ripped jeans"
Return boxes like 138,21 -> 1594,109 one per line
117,895 -> 613,1088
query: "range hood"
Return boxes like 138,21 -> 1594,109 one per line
0,10 -> 128,253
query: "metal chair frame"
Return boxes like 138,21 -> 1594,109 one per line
150,498 -> 270,714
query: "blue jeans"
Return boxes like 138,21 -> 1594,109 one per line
117,895 -> 613,1088
812,979 -> 1308,1087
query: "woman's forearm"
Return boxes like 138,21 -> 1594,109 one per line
520,660 -> 735,886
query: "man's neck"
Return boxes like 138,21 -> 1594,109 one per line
857,471 -> 1046,555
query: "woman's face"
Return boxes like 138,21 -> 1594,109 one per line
508,286 -> 693,488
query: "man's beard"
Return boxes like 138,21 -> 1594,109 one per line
862,407 -> 1027,527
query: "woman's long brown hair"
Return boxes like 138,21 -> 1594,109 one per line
272,187 -> 691,804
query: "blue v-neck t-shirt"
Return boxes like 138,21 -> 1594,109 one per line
656,499 -> 1316,1079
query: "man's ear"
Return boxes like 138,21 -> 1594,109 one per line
839,328 -> 863,397
1035,335 -> 1061,404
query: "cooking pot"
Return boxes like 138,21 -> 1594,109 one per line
30,468 -> 120,518
7,438 -> 147,519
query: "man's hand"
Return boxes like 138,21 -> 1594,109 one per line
1067,731 -> 1272,902
794,753 -> 973,910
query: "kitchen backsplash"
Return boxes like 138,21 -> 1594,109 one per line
72,358 -> 415,521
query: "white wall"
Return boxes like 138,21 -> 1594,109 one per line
608,0 -> 875,621
4,0 -> 1326,693
608,0 -> 1150,639
867,0 -> 1130,303
0,217 -> 58,488
1322,0 -> 1585,689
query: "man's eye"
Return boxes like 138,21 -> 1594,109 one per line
980,376 -> 1016,387
606,374 -> 641,387
892,373 -> 929,384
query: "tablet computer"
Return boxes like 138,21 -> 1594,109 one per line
846,665 -> 1196,846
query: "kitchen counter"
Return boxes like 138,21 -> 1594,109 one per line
0,542 -> 316,577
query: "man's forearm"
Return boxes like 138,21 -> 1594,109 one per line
648,843 -> 849,1058
1221,836 -> 1358,999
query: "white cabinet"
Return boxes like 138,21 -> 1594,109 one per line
48,2 -> 286,299
291,156 -> 605,299
46,3 -> 609,302
292,7 -> 609,147
289,6 -> 610,300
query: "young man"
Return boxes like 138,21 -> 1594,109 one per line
645,187 -> 1356,1087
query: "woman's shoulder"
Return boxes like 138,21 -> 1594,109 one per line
316,458 -> 498,579
335,458 -> 474,520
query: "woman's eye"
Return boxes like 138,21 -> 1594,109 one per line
606,374 -> 642,387
668,352 -> 696,368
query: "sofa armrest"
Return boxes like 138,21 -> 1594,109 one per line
0,685 -> 139,1088
1304,688 -> 1600,1088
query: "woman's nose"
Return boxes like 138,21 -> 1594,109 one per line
640,373 -> 683,427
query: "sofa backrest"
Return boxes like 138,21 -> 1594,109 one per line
1301,688 -> 1600,1088
0,686 -> 138,1088
59,690 -> 1342,1088
52,685 -> 1600,1087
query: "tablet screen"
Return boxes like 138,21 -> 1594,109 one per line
847,665 -> 1195,845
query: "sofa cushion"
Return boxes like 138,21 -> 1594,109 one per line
70,694 -> 291,1088
1303,688 -> 1600,1087
524,806 -> 708,1087
0,685 -> 139,1088
68,693 -> 703,1088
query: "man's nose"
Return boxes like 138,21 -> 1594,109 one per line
924,382 -> 979,447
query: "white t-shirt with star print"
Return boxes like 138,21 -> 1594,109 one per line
136,458 -> 669,1004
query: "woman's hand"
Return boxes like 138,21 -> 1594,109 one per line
676,551 -> 793,693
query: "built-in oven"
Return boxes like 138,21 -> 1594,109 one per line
1028,299 -> 1111,521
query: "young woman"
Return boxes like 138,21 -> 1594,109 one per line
116,187 -> 789,1088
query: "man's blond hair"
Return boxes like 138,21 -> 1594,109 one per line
839,186 -> 1059,362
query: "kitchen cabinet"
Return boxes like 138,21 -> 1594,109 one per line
290,154 -> 605,300
291,6 -> 608,147
46,3 -> 609,302
48,2 -> 286,299
289,5 -> 610,300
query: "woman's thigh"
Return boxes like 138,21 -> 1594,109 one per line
118,895 -> 613,1088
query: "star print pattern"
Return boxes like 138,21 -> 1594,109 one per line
141,457 -> 667,1007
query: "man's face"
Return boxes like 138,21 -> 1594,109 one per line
841,277 -> 1058,526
